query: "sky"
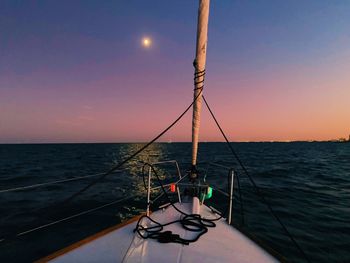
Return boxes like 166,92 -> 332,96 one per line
1,0 -> 349,143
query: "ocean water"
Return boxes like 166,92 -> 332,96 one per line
0,142 -> 349,263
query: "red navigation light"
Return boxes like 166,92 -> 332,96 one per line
170,184 -> 176,192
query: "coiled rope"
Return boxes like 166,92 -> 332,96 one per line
134,163 -> 224,245
0,69 -> 205,245
1,65 -> 310,263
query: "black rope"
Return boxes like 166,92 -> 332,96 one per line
226,169 -> 245,226
62,86 -> 204,204
202,95 -> 311,263
135,214 -> 213,245
63,67 -> 205,204
194,69 -> 206,87
235,172 -> 245,225
0,69 -> 207,246
134,163 -> 223,245
145,163 -> 225,221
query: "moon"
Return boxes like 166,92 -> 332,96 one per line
142,37 -> 152,48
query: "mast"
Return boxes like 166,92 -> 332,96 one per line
191,0 -> 210,170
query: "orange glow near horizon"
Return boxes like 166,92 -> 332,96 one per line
1,1 -> 349,143
2,57 -> 349,143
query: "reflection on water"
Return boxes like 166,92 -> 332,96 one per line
117,143 -> 167,173
0,142 -> 349,263
115,143 -> 170,196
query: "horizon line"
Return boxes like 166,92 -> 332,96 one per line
0,139 -> 341,145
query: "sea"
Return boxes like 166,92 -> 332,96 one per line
0,142 -> 349,263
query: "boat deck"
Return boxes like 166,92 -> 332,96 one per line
41,203 -> 279,263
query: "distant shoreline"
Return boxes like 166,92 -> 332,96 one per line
0,140 -> 348,145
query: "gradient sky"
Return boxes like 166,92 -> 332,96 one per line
1,0 -> 349,143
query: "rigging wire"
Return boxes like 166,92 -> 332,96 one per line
0,70 -> 206,246
0,171 -> 121,194
1,65 -> 310,261
144,163 -> 225,221
134,163 -> 225,245
202,95 -> 311,263
62,83 -> 205,205
0,195 -> 138,243
225,169 -> 245,226
1,64 -> 309,261
140,162 -> 189,206
235,172 -> 245,225
203,162 -> 244,225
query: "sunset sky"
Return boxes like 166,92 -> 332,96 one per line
1,0 -> 349,143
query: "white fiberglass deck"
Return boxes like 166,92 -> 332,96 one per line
45,203 -> 279,263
